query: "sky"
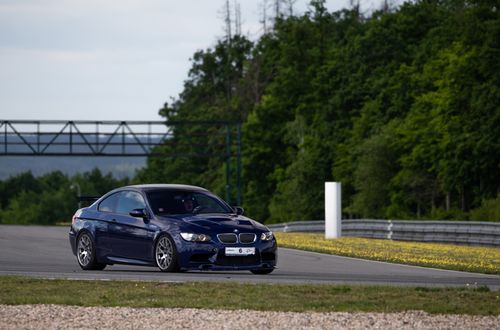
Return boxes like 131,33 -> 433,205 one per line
0,0 -> 350,122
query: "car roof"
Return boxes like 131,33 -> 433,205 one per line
123,184 -> 208,192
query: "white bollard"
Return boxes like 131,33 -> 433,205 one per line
325,182 -> 341,239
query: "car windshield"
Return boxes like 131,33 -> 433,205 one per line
146,190 -> 233,216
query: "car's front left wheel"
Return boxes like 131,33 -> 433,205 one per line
155,234 -> 179,272
76,232 -> 106,270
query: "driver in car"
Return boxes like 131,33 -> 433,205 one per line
183,198 -> 195,213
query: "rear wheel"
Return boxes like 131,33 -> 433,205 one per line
77,232 -> 106,270
251,268 -> 274,275
155,234 -> 179,272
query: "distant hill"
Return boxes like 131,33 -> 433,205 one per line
0,156 -> 145,179
0,134 -> 159,179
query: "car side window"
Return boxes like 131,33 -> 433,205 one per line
98,192 -> 121,213
116,191 -> 146,215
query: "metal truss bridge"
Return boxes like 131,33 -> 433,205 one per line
0,120 -> 242,204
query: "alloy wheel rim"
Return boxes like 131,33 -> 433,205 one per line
156,237 -> 173,270
77,234 -> 92,266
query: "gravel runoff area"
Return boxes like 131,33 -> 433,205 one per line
1,305 -> 499,329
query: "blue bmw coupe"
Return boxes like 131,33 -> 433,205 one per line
69,184 -> 277,274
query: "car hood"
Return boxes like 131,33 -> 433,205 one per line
166,213 -> 268,232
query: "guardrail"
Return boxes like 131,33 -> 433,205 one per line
267,220 -> 500,247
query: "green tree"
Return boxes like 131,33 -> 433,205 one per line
137,0 -> 500,223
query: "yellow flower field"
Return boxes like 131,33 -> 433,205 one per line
274,232 -> 500,274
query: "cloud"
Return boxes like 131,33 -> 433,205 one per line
0,0 -> 222,52
0,0 -> 347,121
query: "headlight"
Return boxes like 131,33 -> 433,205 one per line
260,231 -> 274,241
180,232 -> 211,242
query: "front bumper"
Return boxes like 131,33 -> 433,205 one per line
176,238 -> 277,271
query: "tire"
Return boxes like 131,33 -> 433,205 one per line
76,232 -> 106,271
155,234 -> 179,272
251,268 -> 274,275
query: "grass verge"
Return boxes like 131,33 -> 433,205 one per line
0,276 -> 500,315
274,233 -> 500,274
0,276 -> 499,315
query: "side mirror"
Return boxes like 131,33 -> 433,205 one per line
233,206 -> 244,215
129,208 -> 148,218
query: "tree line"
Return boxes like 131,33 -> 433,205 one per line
138,0 -> 499,223
0,170 -> 129,225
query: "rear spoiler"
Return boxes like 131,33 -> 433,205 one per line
79,195 -> 100,203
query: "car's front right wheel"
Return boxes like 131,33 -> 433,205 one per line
251,268 -> 274,275
155,234 -> 179,272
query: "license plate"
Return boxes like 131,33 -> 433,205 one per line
225,247 -> 255,256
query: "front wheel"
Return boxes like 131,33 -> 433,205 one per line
155,234 -> 179,272
76,232 -> 106,270
251,268 -> 274,275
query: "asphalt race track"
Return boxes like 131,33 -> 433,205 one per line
1,225 -> 499,290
